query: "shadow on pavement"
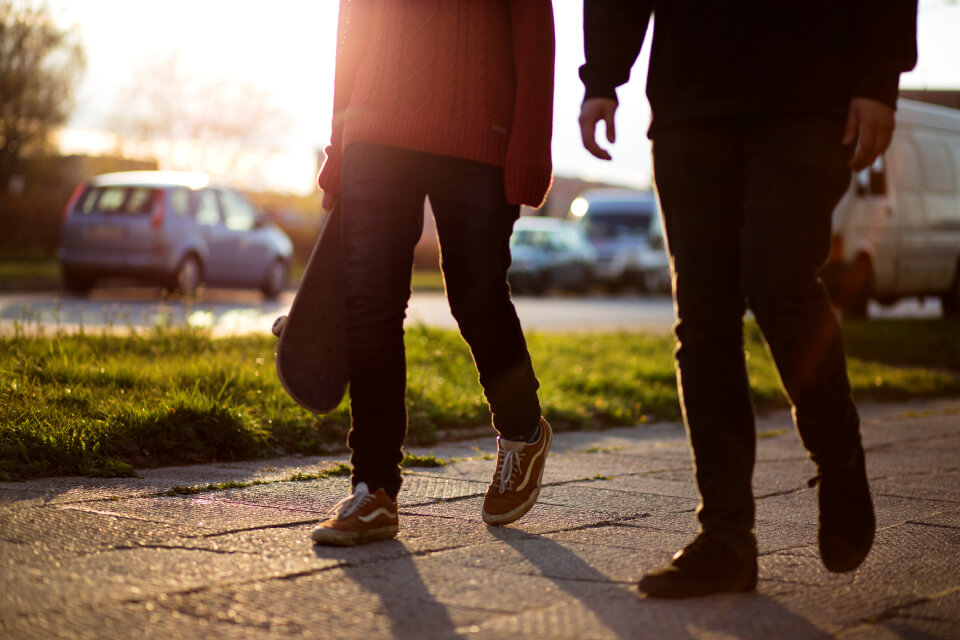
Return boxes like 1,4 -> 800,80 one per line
491,526 -> 831,639
313,539 -> 465,640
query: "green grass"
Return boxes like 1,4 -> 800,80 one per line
400,452 -> 452,468
0,255 -> 60,291
411,268 -> 445,292
1,319 -> 957,481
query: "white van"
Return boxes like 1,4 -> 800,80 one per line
822,98 -> 960,317
569,188 -> 671,293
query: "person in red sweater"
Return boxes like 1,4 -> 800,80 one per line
312,0 -> 556,547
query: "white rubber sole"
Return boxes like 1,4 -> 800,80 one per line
482,487 -> 541,525
311,524 -> 398,546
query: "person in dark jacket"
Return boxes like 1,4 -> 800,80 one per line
579,0 -> 917,598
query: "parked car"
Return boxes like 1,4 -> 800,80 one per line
508,216 -> 597,295
570,188 -> 671,293
59,171 -> 294,299
821,98 -> 960,318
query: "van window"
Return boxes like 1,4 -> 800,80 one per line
583,209 -> 652,241
886,137 -> 921,191
915,133 -> 956,192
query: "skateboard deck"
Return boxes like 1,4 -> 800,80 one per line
274,206 -> 349,413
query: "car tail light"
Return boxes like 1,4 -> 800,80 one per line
63,184 -> 85,220
829,233 -> 844,263
150,189 -> 165,229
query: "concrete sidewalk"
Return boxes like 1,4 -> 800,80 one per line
2,398 -> 958,639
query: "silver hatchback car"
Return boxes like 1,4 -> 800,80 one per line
59,171 -> 294,298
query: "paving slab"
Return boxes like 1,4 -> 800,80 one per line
1,398 -> 958,639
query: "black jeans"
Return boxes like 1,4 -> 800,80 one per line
652,116 -> 861,544
340,143 -> 541,499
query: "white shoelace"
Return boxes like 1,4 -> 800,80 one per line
327,482 -> 373,519
498,449 -> 522,493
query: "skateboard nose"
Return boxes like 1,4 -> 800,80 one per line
272,315 -> 287,337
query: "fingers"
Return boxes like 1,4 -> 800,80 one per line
322,191 -> 338,211
605,109 -> 617,144
849,129 -> 876,171
850,125 -> 893,171
579,110 -> 611,160
845,97 -> 896,171
842,103 -> 860,148
579,98 -> 617,160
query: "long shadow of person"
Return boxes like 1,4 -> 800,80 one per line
489,526 -> 833,639
313,539 -> 465,640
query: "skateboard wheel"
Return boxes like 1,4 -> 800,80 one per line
272,315 -> 287,337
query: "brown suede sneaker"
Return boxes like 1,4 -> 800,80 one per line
312,482 -> 399,546
482,417 -> 552,525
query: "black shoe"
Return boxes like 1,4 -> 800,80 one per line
810,445 -> 875,573
638,531 -> 758,598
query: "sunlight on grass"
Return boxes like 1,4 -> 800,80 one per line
1,319 -> 957,480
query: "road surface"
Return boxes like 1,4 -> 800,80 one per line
0,287 -> 943,336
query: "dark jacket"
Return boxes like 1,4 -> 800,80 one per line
579,0 -> 918,135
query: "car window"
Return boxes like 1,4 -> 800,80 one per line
194,189 -> 221,227
548,234 -> 567,251
75,186 -> 157,215
219,189 -> 258,232
169,188 -> 191,216
511,228 -> 550,248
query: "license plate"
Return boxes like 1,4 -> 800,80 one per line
88,226 -> 125,240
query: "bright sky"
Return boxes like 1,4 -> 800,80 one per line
48,0 -> 960,195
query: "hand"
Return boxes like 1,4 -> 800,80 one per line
843,97 -> 896,171
579,97 -> 618,160
322,191 -> 339,211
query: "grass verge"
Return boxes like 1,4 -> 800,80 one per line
1,320 -> 957,480
0,255 -> 61,291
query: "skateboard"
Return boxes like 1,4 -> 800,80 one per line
273,206 -> 349,413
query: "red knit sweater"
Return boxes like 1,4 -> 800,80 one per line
318,0 -> 555,208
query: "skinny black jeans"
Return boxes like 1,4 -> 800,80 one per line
652,115 -> 862,545
340,143 -> 541,499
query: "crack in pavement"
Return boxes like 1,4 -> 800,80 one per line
109,542 -> 259,556
904,519 -> 960,531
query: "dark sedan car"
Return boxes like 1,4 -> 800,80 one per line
59,171 -> 294,298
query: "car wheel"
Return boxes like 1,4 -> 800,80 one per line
840,255 -> 872,319
172,255 -> 202,298
941,263 -> 960,317
261,259 -> 288,300
62,271 -> 94,296
532,271 -> 551,296
574,266 -> 594,294
629,269 -> 649,293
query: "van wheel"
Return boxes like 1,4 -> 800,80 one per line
261,259 -> 288,300
841,255 -> 872,319
172,255 -> 202,298
941,266 -> 960,317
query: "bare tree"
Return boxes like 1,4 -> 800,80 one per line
109,51 -> 290,186
0,0 -> 85,192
